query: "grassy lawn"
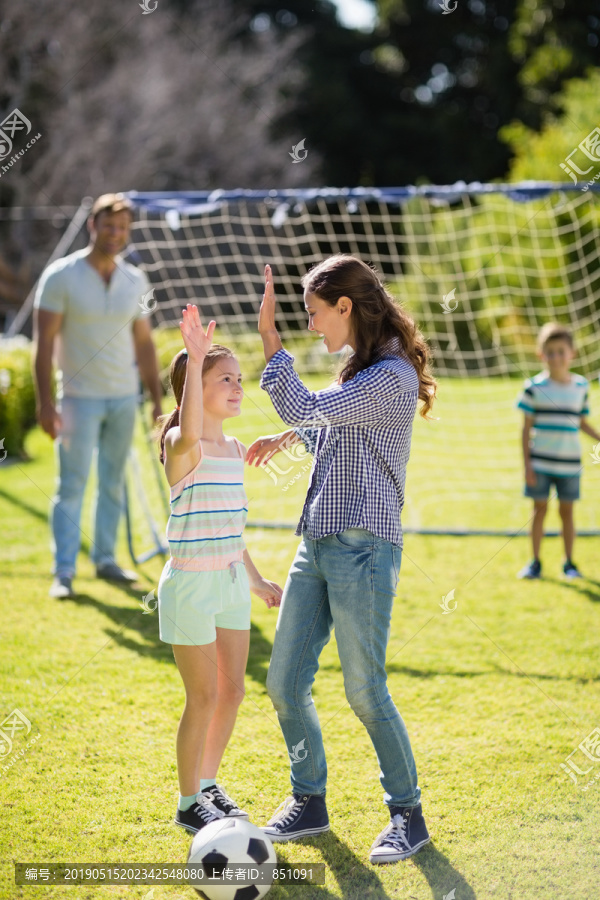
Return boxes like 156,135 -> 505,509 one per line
1,375 -> 599,900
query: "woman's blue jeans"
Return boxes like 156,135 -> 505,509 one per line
266,528 -> 421,809
51,395 -> 137,578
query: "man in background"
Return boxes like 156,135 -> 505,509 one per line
33,193 -> 162,598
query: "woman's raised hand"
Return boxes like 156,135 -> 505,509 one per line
258,264 -> 277,336
179,304 -> 216,362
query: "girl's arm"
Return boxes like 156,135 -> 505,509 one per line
165,305 -> 215,459
242,547 -> 283,608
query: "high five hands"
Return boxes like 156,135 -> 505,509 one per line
258,265 -> 284,361
258,264 -> 277,336
180,304 -> 216,361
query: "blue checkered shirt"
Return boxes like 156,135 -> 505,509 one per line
259,338 -> 419,548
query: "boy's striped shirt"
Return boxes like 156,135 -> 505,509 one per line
516,372 -> 589,476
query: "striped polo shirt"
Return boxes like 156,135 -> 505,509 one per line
166,438 -> 247,571
516,372 -> 590,476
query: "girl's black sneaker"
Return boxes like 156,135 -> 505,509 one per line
563,560 -> 582,579
369,803 -> 430,863
262,793 -> 329,842
517,559 -> 541,579
174,793 -> 224,834
201,784 -> 249,819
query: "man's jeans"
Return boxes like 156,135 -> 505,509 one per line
266,528 -> 421,809
51,395 -> 137,578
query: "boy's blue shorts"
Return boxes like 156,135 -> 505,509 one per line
524,470 -> 580,502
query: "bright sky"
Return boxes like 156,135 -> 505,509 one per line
330,0 -> 377,30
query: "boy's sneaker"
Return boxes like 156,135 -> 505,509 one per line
563,560 -> 583,579
517,559 -> 541,579
369,804 -> 430,863
201,784 -> 249,819
262,793 -> 329,842
174,793 -> 224,834
49,576 -> 75,599
96,562 -> 138,583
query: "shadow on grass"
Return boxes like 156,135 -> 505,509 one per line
411,841 -> 477,900
378,662 -> 600,683
543,576 -> 600,603
272,833 -> 475,900
59,581 -> 275,685
0,482 -> 48,523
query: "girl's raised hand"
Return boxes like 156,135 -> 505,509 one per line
180,304 -> 216,362
258,264 -> 277,336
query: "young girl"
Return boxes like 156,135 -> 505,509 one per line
248,256 -> 437,864
157,303 -> 283,834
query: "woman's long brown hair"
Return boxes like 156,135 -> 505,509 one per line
157,344 -> 236,464
302,255 -> 437,418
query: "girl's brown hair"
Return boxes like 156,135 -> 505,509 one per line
157,344 -> 236,464
302,254 -> 437,417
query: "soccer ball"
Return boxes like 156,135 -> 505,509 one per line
187,818 -> 277,900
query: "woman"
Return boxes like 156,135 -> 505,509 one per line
247,255 -> 437,863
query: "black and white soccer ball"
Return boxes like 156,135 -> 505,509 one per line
187,818 -> 276,899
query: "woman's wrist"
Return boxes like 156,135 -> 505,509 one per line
261,330 -> 283,362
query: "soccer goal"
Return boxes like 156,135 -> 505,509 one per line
13,183 -> 600,537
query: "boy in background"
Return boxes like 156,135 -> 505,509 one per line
516,323 -> 600,579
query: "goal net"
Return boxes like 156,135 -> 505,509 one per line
14,184 -> 600,537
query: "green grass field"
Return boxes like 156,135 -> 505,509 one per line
1,375 -> 599,900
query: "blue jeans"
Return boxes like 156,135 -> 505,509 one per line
266,528 -> 421,809
51,395 -> 137,577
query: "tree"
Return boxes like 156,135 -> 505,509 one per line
509,0 -> 600,127
500,67 -> 600,184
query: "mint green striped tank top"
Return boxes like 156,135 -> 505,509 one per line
166,438 -> 248,572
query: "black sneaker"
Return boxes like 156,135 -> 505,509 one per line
202,784 -> 249,819
262,794 -> 329,842
563,560 -> 583,579
174,793 -> 224,834
369,804 -> 430,863
96,562 -> 138,583
517,559 -> 541,579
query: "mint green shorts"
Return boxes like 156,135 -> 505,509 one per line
158,560 -> 251,645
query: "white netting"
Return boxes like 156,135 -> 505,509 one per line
124,185 -> 600,382
13,184 -> 600,535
